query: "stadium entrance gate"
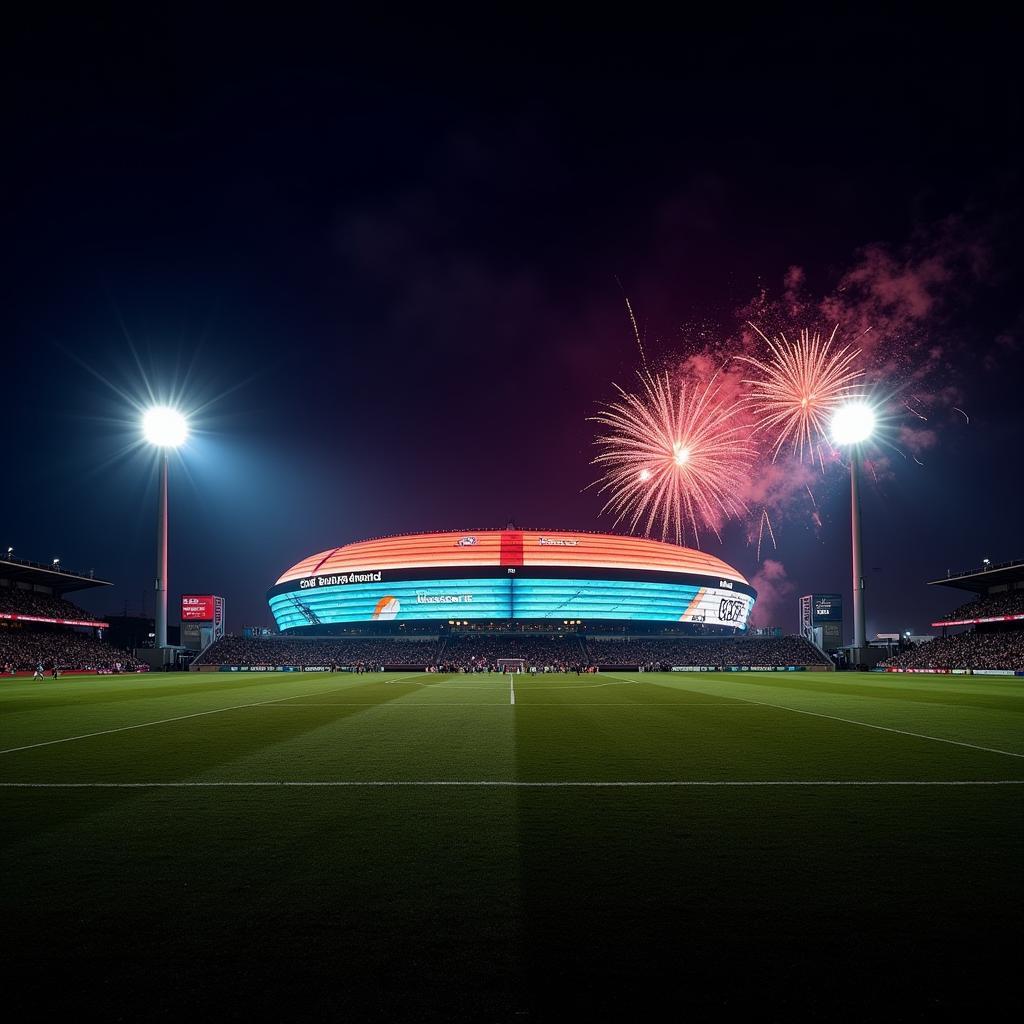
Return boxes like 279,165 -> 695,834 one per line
497,658 -> 526,674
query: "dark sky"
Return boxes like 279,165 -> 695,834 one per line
4,13 -> 1022,636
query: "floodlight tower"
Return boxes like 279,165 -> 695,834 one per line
830,403 -> 876,665
143,407 -> 188,652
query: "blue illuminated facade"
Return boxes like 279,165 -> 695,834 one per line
268,573 -> 754,631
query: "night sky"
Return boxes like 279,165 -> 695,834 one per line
4,13 -> 1022,636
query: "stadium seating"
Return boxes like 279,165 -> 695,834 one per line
586,636 -> 831,668
0,630 -> 142,672
194,633 -> 831,671
940,592 -> 1024,621
880,630 -> 1024,671
0,587 -> 102,622
438,635 -> 588,672
197,635 -> 440,668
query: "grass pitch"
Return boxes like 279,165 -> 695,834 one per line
2,670 -> 1021,1020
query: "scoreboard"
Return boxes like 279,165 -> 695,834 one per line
799,593 -> 843,651
180,594 -> 226,651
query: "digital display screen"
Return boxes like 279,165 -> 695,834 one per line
268,576 -> 754,631
811,595 -> 842,623
181,595 -> 216,621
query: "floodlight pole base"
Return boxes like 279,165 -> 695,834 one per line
850,448 -> 866,662
155,452 -> 168,650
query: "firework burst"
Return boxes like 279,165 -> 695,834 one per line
590,369 -> 755,547
739,323 -> 864,469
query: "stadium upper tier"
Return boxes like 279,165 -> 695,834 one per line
268,529 -> 756,633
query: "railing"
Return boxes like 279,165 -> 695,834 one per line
1,553 -> 103,581
940,559 -> 1023,579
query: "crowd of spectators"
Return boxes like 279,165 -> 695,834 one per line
196,633 -> 832,671
942,591 -> 1024,621
0,629 -> 142,672
0,586 -> 101,622
197,635 -> 440,669
437,635 -> 588,673
880,630 -> 1024,671
586,636 -> 831,669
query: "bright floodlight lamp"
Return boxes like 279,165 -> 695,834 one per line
830,401 -> 877,666
143,406 -> 189,657
143,406 -> 189,448
830,402 -> 876,446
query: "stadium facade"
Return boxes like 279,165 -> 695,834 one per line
267,529 -> 756,635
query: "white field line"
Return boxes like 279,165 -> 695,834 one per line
0,780 -> 1022,789
509,673 -> 515,706
639,682 -> 1024,761
254,701 -> 756,707
390,680 -> 634,690
0,675 -> 425,756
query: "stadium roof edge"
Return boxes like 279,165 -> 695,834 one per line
928,558 -> 1024,594
0,558 -> 112,594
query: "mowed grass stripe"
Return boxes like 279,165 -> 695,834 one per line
621,672 -> 1024,759
0,673 -> 425,756
511,673 -> 1023,783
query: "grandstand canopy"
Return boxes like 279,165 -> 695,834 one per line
929,559 -> 1024,596
0,556 -> 111,595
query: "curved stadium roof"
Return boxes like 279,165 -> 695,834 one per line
276,529 -> 750,586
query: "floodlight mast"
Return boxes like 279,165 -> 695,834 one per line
143,407 -> 187,654
831,403 -> 875,667
155,450 -> 169,650
849,446 -> 866,660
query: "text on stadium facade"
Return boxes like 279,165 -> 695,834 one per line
299,571 -> 383,589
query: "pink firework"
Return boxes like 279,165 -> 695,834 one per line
590,369 -> 755,547
739,323 -> 864,469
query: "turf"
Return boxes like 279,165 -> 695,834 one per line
1,670 -> 1021,1020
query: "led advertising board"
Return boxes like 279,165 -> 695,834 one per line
181,595 -> 216,621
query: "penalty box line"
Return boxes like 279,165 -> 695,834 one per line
633,680 -> 1024,761
0,674 -> 425,757
0,780 -> 1022,789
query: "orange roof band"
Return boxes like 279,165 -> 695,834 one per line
276,530 -> 749,586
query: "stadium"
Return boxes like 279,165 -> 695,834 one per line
267,529 -> 756,632
190,528 -> 832,673
5,21 -> 1023,1021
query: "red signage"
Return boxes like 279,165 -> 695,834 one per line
181,595 -> 216,621
931,613 -> 1024,627
0,612 -> 109,628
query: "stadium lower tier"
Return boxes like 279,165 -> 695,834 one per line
196,635 -> 830,670
881,628 -> 1024,671
0,629 -> 142,672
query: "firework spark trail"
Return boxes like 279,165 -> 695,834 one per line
624,295 -> 647,367
954,407 -> 970,423
739,323 -> 865,470
753,507 -> 774,565
615,278 -> 648,367
590,369 -> 755,547
755,508 -> 778,562
904,399 -> 929,421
